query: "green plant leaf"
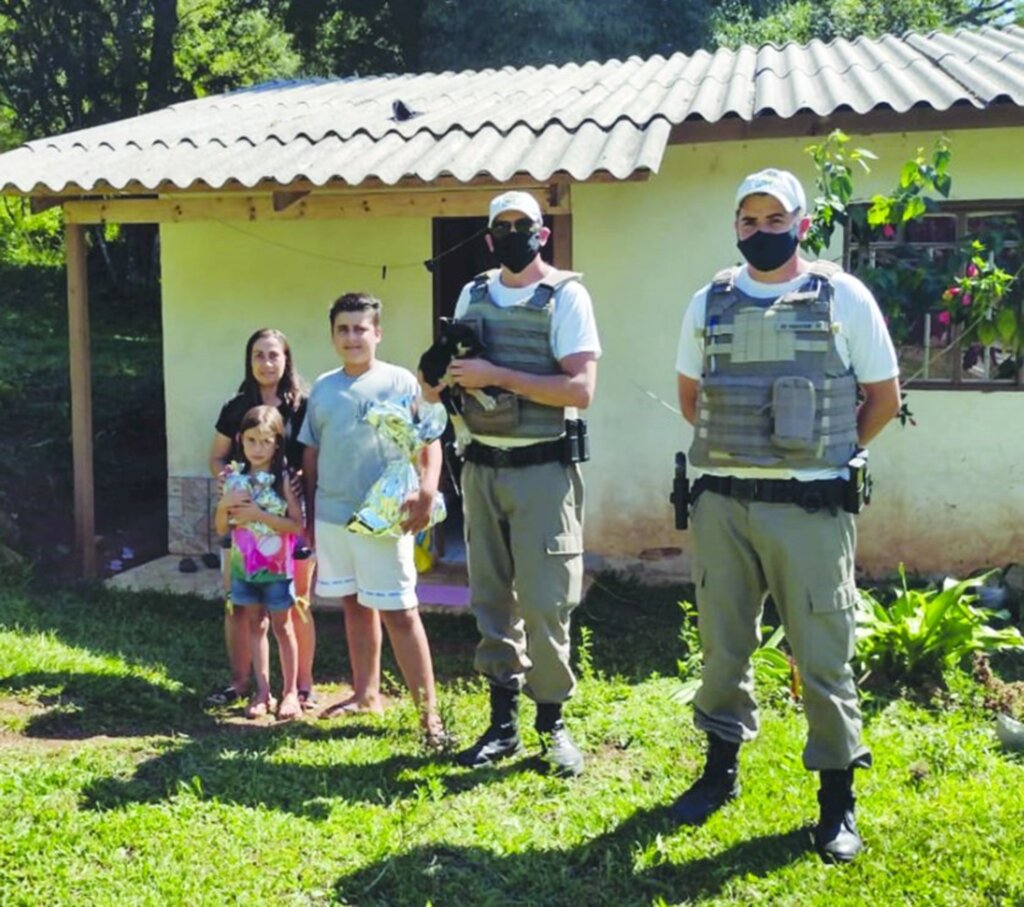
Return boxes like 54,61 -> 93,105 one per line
996,307 -> 1018,344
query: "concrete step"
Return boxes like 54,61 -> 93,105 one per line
105,553 -> 472,614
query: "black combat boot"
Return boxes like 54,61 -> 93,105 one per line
670,733 -> 740,825
535,703 -> 584,777
814,768 -> 862,863
455,684 -> 524,768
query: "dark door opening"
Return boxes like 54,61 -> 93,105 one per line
427,214 -> 559,562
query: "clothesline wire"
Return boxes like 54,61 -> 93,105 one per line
214,218 -> 487,276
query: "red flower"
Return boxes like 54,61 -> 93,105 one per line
882,225 -> 896,239
966,262 -> 979,278
947,286 -> 962,296
962,294 -> 972,307
936,310 -> 951,326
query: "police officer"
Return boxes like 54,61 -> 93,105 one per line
421,191 -> 601,777
674,169 -> 901,861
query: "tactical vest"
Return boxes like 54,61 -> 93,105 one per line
689,261 -> 859,470
455,268 -> 581,439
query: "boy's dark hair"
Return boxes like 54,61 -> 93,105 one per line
238,327 -> 307,409
329,292 -> 381,328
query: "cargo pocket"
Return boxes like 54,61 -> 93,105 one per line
808,579 -> 858,661
545,531 -> 584,611
808,579 -> 857,614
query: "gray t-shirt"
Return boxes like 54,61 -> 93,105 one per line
298,360 -> 420,525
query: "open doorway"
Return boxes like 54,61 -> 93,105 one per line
428,214 -> 560,563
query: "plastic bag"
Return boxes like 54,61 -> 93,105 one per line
347,396 -> 448,538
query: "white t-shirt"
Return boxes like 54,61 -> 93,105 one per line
675,264 -> 899,480
453,271 -> 602,362
453,270 -> 602,447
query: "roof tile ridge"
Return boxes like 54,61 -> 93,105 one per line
905,24 -> 988,106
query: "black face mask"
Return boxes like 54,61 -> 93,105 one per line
736,226 -> 800,272
492,231 -> 541,273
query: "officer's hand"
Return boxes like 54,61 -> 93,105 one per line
447,357 -> 498,389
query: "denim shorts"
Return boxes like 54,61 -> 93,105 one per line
230,577 -> 294,612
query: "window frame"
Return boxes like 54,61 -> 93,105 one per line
843,199 -> 1024,391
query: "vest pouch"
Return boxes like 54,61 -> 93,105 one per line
771,376 -> 816,451
463,390 -> 520,434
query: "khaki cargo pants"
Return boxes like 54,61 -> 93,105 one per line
691,489 -> 871,771
461,459 -> 585,703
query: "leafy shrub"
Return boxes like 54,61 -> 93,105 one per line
855,566 -> 1024,684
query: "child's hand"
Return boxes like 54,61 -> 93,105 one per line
399,488 -> 435,535
228,501 -> 264,525
220,487 -> 251,508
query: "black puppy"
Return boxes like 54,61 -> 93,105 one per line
418,318 -> 496,450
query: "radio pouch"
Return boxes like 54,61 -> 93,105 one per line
771,376 -> 816,451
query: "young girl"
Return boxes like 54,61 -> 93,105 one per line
215,405 -> 304,721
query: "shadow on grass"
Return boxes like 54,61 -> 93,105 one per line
574,574 -> 695,682
79,718 -> 536,817
0,670 -> 219,738
81,716 -> 572,818
332,806 -> 810,907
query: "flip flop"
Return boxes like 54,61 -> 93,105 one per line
318,698 -> 382,720
205,684 -> 245,707
277,696 -> 302,722
297,689 -> 318,711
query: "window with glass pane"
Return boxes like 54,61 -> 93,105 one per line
846,205 -> 1023,387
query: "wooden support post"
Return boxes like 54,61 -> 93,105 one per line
65,224 -> 96,578
551,214 -> 573,270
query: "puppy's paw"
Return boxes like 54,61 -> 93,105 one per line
467,389 -> 498,412
452,417 -> 473,454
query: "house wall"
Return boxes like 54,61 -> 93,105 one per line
161,217 -> 433,552
161,125 -> 1024,576
573,126 -> 1024,578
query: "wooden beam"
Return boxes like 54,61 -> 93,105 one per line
63,187 -> 573,224
668,103 -> 1024,146
65,224 -> 96,579
29,196 -> 67,214
272,189 -> 310,212
551,213 -> 572,270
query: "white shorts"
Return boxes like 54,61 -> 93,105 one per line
314,520 -> 418,611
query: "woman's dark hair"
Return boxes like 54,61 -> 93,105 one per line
238,328 -> 308,409
237,405 -> 287,495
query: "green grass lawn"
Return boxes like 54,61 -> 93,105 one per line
0,576 -> 1022,906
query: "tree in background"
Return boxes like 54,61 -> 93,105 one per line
417,0 -> 716,71
711,0 -> 1017,47
0,0 -> 301,142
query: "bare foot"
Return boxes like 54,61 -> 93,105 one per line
277,693 -> 302,722
318,695 -> 384,720
423,720 -> 453,753
245,695 -> 277,719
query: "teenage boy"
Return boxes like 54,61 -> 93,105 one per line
300,292 -> 444,743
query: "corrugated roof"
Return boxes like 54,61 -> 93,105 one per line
2,23 -> 1024,195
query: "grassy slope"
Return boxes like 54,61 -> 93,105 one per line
0,578 -> 1021,907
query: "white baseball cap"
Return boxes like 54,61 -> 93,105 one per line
488,190 -> 544,227
735,168 -> 807,214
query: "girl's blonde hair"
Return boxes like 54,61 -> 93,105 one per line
238,405 -> 286,493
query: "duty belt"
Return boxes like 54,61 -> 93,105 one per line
463,439 -> 563,468
693,475 -> 845,511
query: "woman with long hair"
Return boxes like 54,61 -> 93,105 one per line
206,328 -> 318,711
